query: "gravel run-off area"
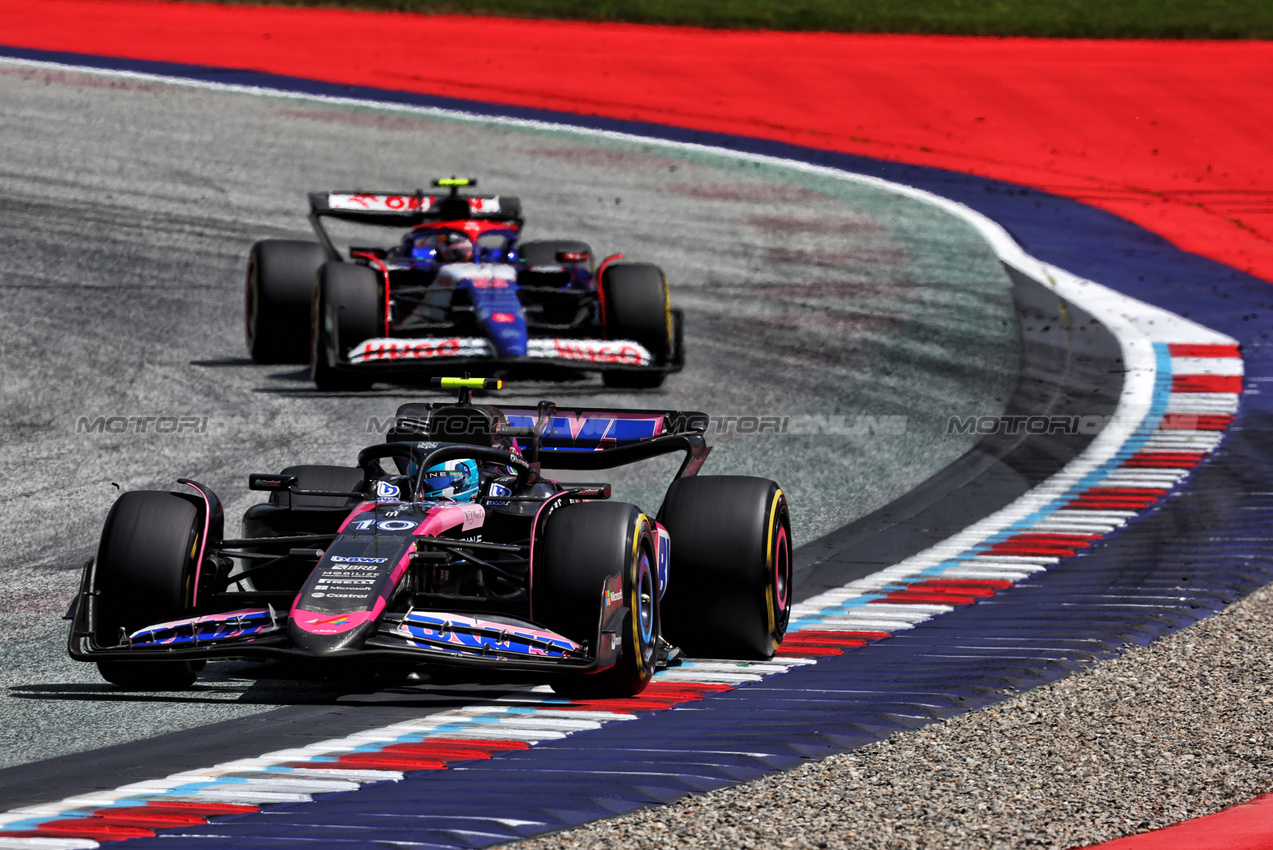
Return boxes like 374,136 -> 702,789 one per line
512,581 -> 1273,850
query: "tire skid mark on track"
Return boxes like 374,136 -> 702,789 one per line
0,53 -> 1244,850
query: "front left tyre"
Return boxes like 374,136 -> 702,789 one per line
658,476 -> 792,660
311,261 -> 381,392
93,490 -> 206,689
599,262 -> 672,389
534,501 -> 659,698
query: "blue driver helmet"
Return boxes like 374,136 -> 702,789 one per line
418,458 -> 480,502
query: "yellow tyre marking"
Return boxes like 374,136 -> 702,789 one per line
763,489 -> 785,647
661,273 -> 672,350
630,514 -> 653,677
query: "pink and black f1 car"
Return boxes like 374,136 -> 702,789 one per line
244,178 -> 684,390
67,379 -> 791,697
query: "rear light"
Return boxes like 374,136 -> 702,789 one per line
556,250 -> 589,263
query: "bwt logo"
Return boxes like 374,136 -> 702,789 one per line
77,416 -> 208,435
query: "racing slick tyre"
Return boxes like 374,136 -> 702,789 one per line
517,239 -> 593,267
245,239 -> 327,365
535,501 -> 659,698
658,476 -> 792,660
93,491 -> 205,690
600,263 -> 671,389
311,261 -> 380,392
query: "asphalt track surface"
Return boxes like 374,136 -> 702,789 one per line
0,63 -> 1020,770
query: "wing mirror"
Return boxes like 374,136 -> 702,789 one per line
248,473 -> 298,492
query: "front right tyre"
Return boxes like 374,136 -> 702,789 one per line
534,501 -> 659,698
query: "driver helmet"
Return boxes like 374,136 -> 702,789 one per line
418,458 -> 480,502
410,232 -> 439,261
437,232 -> 474,263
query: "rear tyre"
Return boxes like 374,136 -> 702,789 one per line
518,239 -> 593,267
600,263 -> 671,389
535,501 -> 658,698
245,240 -> 327,364
658,476 -> 792,660
311,262 -> 381,391
93,491 -> 205,690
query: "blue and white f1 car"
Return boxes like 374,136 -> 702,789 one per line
68,379 -> 791,697
244,178 -> 684,390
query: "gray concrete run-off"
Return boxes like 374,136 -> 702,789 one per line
0,63 -> 1017,769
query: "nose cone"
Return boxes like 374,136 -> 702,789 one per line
289,611 -> 379,654
466,268 -> 527,357
288,531 -> 415,656
482,307 -> 528,357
